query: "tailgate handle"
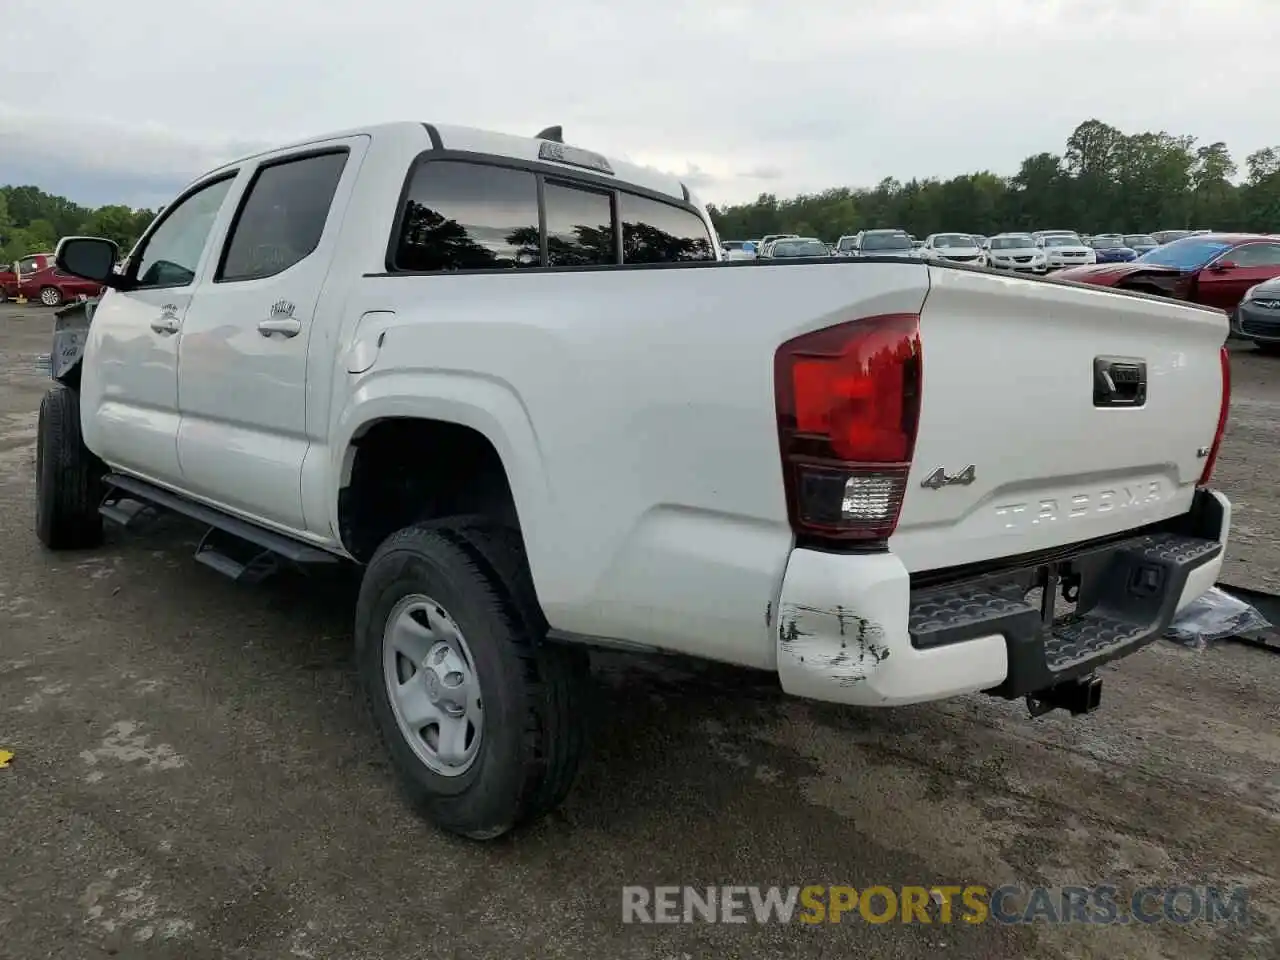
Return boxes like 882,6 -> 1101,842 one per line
1094,357 -> 1147,407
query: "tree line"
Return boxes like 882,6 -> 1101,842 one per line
0,185 -> 156,267
5,119 -> 1280,265
707,119 -> 1280,242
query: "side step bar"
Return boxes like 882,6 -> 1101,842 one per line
100,473 -> 340,583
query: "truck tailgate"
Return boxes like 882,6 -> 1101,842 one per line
889,267 -> 1228,573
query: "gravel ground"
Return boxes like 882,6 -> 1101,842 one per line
0,304 -> 1277,959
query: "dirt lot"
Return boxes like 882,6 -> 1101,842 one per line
0,304 -> 1277,959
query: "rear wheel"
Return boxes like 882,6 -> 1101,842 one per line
1253,342 -> 1280,355
39,286 -> 62,307
355,521 -> 588,839
35,384 -> 105,549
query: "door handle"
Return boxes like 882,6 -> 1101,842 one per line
150,316 -> 180,335
258,317 -> 302,338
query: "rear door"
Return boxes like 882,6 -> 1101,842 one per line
79,175 -> 238,486
176,138 -> 366,532
1196,241 -> 1280,311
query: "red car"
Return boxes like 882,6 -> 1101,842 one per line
21,253 -> 105,306
0,252 -> 104,306
1055,233 -> 1280,312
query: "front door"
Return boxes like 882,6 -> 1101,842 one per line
176,140 -> 364,532
1197,242 -> 1280,311
78,176 -> 238,487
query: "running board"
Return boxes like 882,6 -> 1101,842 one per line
100,473 -> 339,581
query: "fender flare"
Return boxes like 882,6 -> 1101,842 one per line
330,370 -> 558,587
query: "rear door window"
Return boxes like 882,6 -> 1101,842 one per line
618,193 -> 714,264
217,151 -> 348,282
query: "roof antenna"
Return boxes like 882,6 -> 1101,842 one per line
535,126 -> 564,143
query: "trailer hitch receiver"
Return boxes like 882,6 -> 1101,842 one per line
1026,675 -> 1103,717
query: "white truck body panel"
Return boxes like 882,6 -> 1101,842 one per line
70,120 -> 1231,708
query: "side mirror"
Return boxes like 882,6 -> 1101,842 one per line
56,237 -> 121,286
1211,260 -> 1237,272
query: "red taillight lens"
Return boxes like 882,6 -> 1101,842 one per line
1198,344 -> 1230,487
775,313 -> 922,541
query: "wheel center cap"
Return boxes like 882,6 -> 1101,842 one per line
424,670 -> 442,702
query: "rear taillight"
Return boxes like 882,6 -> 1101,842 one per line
774,313 -> 922,542
1197,344 -> 1231,487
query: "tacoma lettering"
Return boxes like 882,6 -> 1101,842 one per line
995,482 -> 1163,529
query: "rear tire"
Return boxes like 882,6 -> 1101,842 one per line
35,384 -> 105,549
39,286 -> 62,307
1253,342 -> 1280,355
355,521 -> 589,839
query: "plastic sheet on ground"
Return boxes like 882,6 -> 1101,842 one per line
1164,586 -> 1272,650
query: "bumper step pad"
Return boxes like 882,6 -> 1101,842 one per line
908,531 -> 1222,698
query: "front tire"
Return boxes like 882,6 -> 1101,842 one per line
35,384 -> 105,549
1253,341 -> 1280,355
355,521 -> 588,839
39,286 -> 62,307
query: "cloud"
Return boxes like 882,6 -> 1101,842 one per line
1,0 -> 1277,208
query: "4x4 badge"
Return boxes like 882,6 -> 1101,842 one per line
921,465 -> 976,489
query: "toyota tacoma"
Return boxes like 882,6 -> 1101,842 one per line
37,121 -> 1232,839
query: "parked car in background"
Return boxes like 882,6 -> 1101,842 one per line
1231,275 -> 1280,352
982,233 -> 1048,273
1151,229 -> 1195,246
758,234 -> 797,256
1089,236 -> 1138,264
1056,233 -> 1280,312
764,237 -> 829,259
832,235 -> 860,256
1032,230 -> 1080,243
970,234 -> 988,248
720,240 -> 756,261
846,229 -> 917,258
919,233 -> 982,264
1123,234 -> 1159,256
3,253 -> 53,300
1039,234 -> 1096,269
17,256 -> 104,306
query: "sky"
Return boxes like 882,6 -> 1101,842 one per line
2,0 -> 1278,211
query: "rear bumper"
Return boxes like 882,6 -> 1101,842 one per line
775,489 -> 1229,707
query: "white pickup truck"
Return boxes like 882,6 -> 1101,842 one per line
39,121 -> 1232,840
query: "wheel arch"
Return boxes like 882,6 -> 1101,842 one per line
331,372 -> 556,587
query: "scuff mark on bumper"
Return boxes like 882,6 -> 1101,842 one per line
778,602 -> 891,686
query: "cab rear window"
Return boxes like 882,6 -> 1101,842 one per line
391,158 -> 714,271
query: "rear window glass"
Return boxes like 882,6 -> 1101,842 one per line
394,161 -> 540,271
544,182 -> 615,267
861,232 -> 911,251
619,193 -> 714,264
